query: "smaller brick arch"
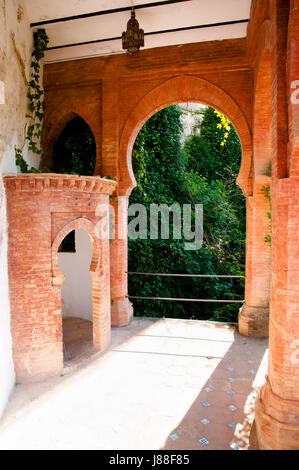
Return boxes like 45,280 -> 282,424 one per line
52,217 -> 101,286
118,75 -> 253,196
42,98 -> 100,174
52,216 -> 110,353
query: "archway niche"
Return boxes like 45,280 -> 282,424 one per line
52,216 -> 111,371
58,228 -> 94,365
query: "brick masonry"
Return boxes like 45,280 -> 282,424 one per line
248,0 -> 299,450
4,0 -> 297,449
42,38 -> 254,333
4,174 -> 116,383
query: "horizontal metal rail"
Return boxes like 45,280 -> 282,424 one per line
127,272 -> 244,303
128,296 -> 244,303
127,272 -> 245,279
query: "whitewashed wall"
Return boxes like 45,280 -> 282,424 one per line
0,0 -> 36,418
58,229 -> 93,322
0,178 -> 15,418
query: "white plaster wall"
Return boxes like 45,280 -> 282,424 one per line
179,103 -> 206,141
0,0 -> 36,418
0,0 -> 39,173
0,178 -> 15,418
58,229 -> 93,321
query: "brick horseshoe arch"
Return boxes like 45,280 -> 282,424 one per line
52,217 -> 101,286
118,75 -> 253,196
51,216 -> 111,354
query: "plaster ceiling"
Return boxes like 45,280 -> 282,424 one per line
25,0 -> 252,63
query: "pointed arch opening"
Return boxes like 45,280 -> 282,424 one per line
51,115 -> 96,176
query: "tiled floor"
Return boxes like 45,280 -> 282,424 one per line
0,317 -> 268,450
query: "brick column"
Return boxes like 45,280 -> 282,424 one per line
110,196 -> 133,326
101,78 -> 133,326
239,176 -> 271,337
255,177 -> 299,449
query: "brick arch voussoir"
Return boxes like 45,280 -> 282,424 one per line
119,75 -> 253,197
52,217 -> 101,286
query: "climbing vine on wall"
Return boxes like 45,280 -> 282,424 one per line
15,29 -> 49,173
261,184 -> 272,245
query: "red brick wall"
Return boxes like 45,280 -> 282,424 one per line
42,84 -> 102,175
39,0 -> 299,449
42,37 -> 255,332
4,174 -> 116,382
43,38 -> 253,197
248,0 -> 299,450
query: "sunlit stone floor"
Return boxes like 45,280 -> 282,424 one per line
0,317 -> 268,450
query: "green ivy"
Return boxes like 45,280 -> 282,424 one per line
261,184 -> 272,246
128,106 -> 246,322
15,29 -> 49,173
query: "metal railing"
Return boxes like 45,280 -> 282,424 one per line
127,272 -> 245,303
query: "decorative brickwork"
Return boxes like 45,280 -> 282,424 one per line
29,0 -> 299,449
4,174 -> 116,382
248,0 -> 299,450
43,47 -> 254,330
118,75 -> 253,197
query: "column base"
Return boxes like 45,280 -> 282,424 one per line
111,297 -> 134,327
238,303 -> 269,337
254,377 -> 299,449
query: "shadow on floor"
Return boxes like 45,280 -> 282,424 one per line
160,327 -> 267,450
0,318 -> 268,450
0,317 -> 151,430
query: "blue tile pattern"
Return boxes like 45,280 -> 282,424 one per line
199,438 -> 209,447
202,402 -> 211,408
230,443 -> 240,450
201,419 -> 211,425
228,405 -> 237,412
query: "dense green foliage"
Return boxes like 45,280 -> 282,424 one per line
51,116 -> 96,175
128,105 -> 246,322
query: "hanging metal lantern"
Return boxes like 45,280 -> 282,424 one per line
122,8 -> 144,55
